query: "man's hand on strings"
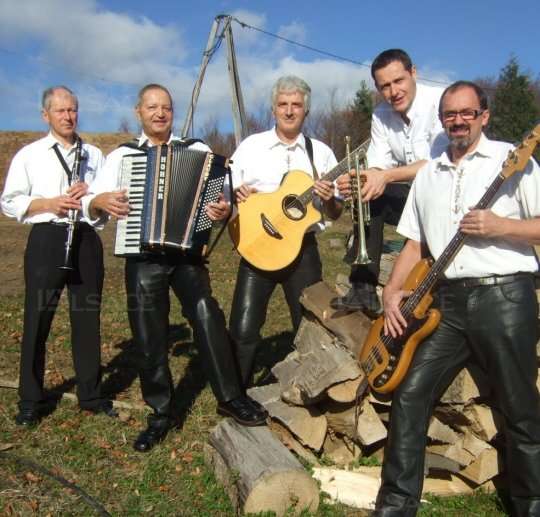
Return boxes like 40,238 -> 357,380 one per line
382,285 -> 412,338
313,179 -> 335,201
235,184 -> 258,203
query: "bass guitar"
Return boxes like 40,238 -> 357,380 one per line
359,124 -> 540,394
228,140 -> 370,271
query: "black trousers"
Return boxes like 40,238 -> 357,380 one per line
19,223 -> 104,411
377,275 -> 540,516
125,254 -> 241,418
351,183 -> 409,286
229,233 -> 322,387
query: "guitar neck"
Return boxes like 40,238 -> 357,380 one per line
400,171 -> 508,320
298,141 -> 369,205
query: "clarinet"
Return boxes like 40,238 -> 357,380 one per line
59,136 -> 83,271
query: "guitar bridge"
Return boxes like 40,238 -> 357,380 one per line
260,213 -> 283,239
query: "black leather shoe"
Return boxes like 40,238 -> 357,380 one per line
331,282 -> 382,316
217,396 -> 267,426
246,397 -> 269,419
81,400 -> 119,418
15,408 -> 41,427
133,416 -> 176,453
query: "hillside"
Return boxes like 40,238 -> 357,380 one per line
0,131 -> 134,189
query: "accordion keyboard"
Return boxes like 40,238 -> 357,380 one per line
114,153 -> 147,256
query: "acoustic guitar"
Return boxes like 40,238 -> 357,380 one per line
359,124 -> 540,394
228,141 -> 369,271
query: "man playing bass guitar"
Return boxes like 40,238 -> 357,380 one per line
373,81 -> 540,516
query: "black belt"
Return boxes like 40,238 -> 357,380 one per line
438,272 -> 532,289
34,221 -> 92,230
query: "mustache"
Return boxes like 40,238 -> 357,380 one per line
449,123 -> 469,132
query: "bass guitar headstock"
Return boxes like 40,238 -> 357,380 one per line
501,123 -> 540,179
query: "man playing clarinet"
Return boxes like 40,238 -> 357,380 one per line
1,86 -> 117,426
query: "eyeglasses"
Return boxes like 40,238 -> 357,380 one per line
441,109 -> 485,122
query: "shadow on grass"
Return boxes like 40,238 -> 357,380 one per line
247,330 -> 295,387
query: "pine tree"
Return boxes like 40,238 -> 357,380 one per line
488,57 -> 539,145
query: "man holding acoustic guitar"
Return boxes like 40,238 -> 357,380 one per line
372,81 -> 540,516
228,75 -> 343,389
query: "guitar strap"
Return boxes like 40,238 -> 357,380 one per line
304,136 -> 319,180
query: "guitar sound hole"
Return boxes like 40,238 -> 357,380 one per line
282,195 -> 306,221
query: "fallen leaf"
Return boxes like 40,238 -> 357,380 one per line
24,472 -> 41,483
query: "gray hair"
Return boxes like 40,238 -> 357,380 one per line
270,75 -> 311,113
41,86 -> 78,111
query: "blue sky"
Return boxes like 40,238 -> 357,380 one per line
1,0 -> 538,134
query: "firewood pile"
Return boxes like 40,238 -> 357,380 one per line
205,279 -> 540,515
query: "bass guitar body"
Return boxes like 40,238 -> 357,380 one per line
359,258 -> 441,393
228,170 -> 321,271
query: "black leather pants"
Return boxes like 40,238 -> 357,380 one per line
125,254 -> 241,417
229,233 -> 322,387
350,183 -> 409,286
377,275 -> 540,516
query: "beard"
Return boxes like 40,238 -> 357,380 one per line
448,124 -> 472,151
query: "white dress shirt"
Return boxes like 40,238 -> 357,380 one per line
230,128 -> 338,232
1,133 -> 104,224
82,133 -> 210,225
230,127 -> 337,192
367,82 -> 448,170
397,134 -> 540,278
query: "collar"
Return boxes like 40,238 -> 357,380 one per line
268,127 -> 306,150
138,131 -> 175,147
405,83 -> 424,121
45,132 -> 78,152
435,133 -> 493,170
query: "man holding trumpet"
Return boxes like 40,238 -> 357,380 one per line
335,49 -> 447,316
1,86 -> 116,426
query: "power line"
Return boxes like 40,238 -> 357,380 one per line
231,16 -> 453,88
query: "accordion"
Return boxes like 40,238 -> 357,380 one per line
114,143 -> 229,257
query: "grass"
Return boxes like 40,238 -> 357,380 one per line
0,132 -> 507,514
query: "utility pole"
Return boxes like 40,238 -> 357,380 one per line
182,15 -> 248,146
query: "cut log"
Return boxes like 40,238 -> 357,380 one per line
463,403 -> 501,442
427,437 -> 475,468
299,281 -> 372,356
423,473 -> 475,496
459,446 -> 501,485
427,416 -> 460,445
440,366 -> 491,404
313,467 -> 380,510
248,384 -> 327,451
323,398 -> 387,447
272,319 -> 363,405
327,376 -> 366,403
378,252 -> 398,286
433,404 -> 469,428
208,419 -> 319,516
268,420 -> 320,466
425,452 -> 462,474
322,432 -> 361,465
462,432 -> 491,458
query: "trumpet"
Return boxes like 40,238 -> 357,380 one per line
345,136 -> 371,265
59,136 -> 83,271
